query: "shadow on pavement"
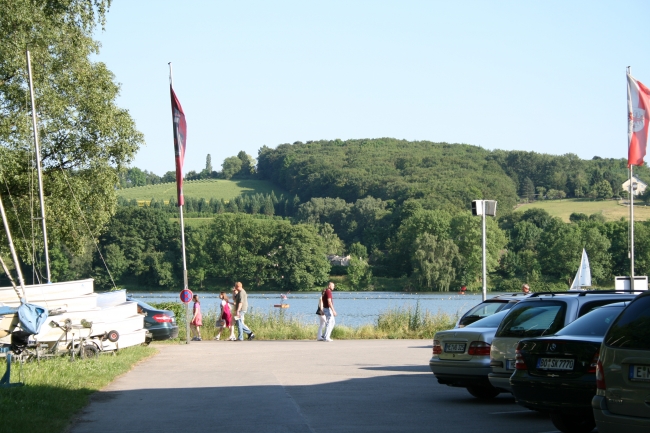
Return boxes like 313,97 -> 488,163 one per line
70,372 -> 556,433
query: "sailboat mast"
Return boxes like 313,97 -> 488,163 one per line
0,193 -> 26,296
26,50 -> 51,284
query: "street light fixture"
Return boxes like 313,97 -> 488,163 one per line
472,200 -> 497,301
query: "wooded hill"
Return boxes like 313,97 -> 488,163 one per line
40,139 -> 650,293
257,138 -> 650,211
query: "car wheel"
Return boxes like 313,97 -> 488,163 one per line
466,385 -> 500,400
549,411 -> 595,433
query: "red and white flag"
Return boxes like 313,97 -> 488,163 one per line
170,85 -> 187,205
628,73 -> 650,167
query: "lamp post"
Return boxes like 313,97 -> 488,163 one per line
472,200 -> 497,301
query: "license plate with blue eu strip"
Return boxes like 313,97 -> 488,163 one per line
444,343 -> 466,353
629,365 -> 650,381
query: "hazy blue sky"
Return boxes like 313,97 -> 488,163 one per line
94,0 -> 650,176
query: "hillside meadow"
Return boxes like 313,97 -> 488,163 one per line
117,179 -> 288,204
515,198 -> 650,222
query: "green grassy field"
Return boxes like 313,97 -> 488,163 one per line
117,179 -> 289,203
515,198 -> 650,222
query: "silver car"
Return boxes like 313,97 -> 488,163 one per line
593,291 -> 650,433
430,309 -> 510,399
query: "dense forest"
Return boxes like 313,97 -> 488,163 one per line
33,139 -> 650,293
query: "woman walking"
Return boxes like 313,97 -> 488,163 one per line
215,291 -> 236,341
316,288 -> 327,341
190,294 -> 203,341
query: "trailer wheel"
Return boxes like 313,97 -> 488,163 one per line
107,330 -> 120,342
82,345 -> 99,358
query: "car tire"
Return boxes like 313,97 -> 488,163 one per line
549,411 -> 595,433
466,385 -> 500,400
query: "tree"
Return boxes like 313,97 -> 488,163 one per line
0,0 -> 143,260
221,156 -> 242,179
162,171 -> 177,183
237,151 -> 256,177
318,223 -> 344,255
205,154 -> 213,173
520,177 -> 535,201
593,179 -> 614,200
94,207 -> 178,289
348,255 -> 373,290
412,233 -> 459,291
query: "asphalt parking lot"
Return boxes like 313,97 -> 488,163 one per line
69,340 -> 557,433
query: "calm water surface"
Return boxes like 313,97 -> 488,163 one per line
128,291 -> 509,328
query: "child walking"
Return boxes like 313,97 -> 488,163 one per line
190,294 -> 203,341
215,291 -> 236,341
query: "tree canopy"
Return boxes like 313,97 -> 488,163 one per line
0,0 -> 143,265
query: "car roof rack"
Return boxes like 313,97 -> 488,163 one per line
528,290 -> 644,298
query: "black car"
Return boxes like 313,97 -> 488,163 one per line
510,302 -> 630,433
131,299 -> 179,340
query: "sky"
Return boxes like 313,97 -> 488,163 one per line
93,0 -> 650,176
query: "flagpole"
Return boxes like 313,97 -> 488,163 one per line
628,66 -> 635,292
169,62 -> 191,345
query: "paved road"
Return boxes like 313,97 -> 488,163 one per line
69,340 -> 557,433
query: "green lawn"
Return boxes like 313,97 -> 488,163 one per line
515,198 -> 650,222
118,179 -> 288,203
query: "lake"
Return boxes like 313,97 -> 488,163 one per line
128,291 -> 508,328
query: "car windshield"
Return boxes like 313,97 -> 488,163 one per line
555,304 -> 625,337
496,301 -> 567,338
459,301 -> 514,327
605,295 -> 650,350
465,309 -> 510,328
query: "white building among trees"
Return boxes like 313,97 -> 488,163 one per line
622,175 -> 648,196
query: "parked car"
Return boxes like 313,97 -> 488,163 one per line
510,302 -> 630,433
489,291 -> 638,394
130,298 -> 179,340
593,291 -> 650,433
456,293 -> 530,328
430,309 -> 510,399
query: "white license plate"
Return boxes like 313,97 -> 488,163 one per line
444,343 -> 466,353
506,359 -> 516,370
537,358 -> 574,370
629,365 -> 650,381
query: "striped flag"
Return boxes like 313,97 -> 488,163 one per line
628,73 -> 650,167
170,85 -> 187,205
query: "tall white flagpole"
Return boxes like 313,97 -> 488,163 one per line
169,62 -> 191,344
628,66 -> 635,292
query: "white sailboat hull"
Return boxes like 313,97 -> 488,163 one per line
0,279 -> 95,304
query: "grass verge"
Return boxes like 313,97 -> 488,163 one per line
0,345 -> 157,433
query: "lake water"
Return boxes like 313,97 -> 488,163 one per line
128,291 -> 507,328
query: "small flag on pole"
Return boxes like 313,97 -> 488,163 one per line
170,85 -> 187,205
627,73 -> 650,167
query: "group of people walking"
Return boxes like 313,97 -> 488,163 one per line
189,281 -> 338,342
189,282 -> 256,342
